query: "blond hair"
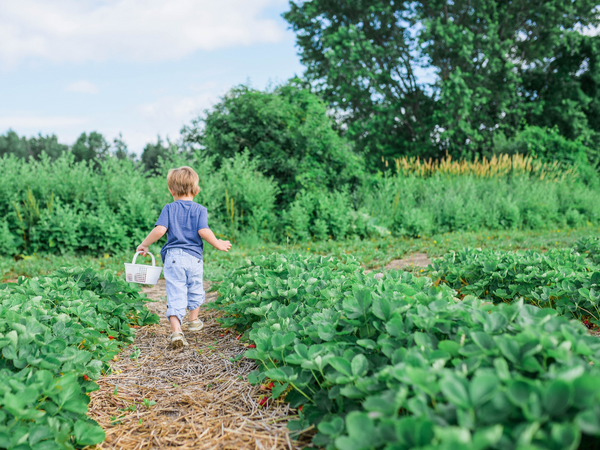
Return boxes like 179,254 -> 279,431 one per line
167,166 -> 200,197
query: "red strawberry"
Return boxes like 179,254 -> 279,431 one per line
83,375 -> 89,381
248,344 -> 256,348
108,336 -> 115,340
267,382 -> 274,390
258,397 -> 267,406
298,405 -> 303,412
220,334 -> 224,337
236,335 -> 242,340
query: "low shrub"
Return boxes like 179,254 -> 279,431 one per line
0,268 -> 159,449
211,253 -> 600,450
430,244 -> 600,325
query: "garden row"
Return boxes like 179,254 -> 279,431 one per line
0,268 -> 159,450
211,239 -> 600,450
430,238 -> 600,326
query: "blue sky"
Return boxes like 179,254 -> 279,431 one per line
0,0 -> 304,153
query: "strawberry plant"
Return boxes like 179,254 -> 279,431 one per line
430,245 -> 600,325
575,237 -> 600,265
0,267 -> 159,449
212,253 -> 600,450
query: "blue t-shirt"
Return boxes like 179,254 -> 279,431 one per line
155,200 -> 209,263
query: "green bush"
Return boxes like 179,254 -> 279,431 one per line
0,267 -> 159,449
211,252 -> 600,450
0,152 -> 279,255
181,81 -> 365,205
0,146 -> 598,254
430,246 -> 600,324
493,126 -> 600,181
362,173 -> 600,237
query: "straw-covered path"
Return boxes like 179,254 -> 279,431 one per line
88,280 -> 300,450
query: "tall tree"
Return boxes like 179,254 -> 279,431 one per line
0,130 -> 68,160
141,136 -> 176,173
285,1 -> 437,164
521,32 -> 600,160
285,0 -> 600,163
71,131 -> 110,162
417,0 -> 599,155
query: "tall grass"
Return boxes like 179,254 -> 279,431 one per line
0,152 -> 597,255
393,153 -> 578,182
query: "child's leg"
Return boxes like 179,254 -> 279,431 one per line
164,252 -> 189,333
186,257 -> 205,321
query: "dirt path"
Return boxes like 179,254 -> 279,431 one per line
384,253 -> 431,270
88,280 -> 299,450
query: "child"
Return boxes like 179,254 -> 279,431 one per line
136,166 -> 232,348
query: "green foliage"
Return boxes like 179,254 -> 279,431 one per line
574,237 -> 600,265
418,0 -> 599,156
430,246 -> 600,324
284,2 -> 436,163
0,130 -> 68,161
0,267 -> 159,449
284,190 -> 389,241
140,136 -> 177,174
182,81 -> 364,204
363,172 -> 600,237
211,252 -> 600,449
0,151 -> 280,255
71,132 -> 110,163
285,0 -> 600,164
494,126 -> 591,169
522,32 -> 600,155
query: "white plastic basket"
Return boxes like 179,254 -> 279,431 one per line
124,251 -> 163,285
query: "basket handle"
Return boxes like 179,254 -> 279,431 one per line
132,251 -> 156,266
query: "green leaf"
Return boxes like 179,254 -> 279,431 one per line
264,367 -> 297,382
469,373 -> 499,407
440,373 -> 471,409
471,331 -> 495,352
507,380 -> 533,407
473,425 -> 503,450
74,421 -> 106,446
551,423 -> 580,450
493,357 -> 511,381
544,379 -> 573,417
28,425 -> 54,446
329,357 -> 353,378
318,416 -> 344,437
272,382 -> 289,399
494,336 -> 520,363
335,412 -> 374,449
351,354 -> 368,378
577,406 -> 600,435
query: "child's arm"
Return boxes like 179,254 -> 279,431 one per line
137,226 -> 167,256
199,228 -> 232,252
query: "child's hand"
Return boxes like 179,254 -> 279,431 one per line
216,239 -> 232,252
136,244 -> 149,256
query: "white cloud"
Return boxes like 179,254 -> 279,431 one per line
0,115 -> 89,129
65,80 -> 99,94
0,0 -> 287,67
137,86 -> 221,135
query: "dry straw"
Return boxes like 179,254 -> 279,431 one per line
393,153 -> 578,182
87,281 -> 305,450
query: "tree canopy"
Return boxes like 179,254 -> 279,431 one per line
284,0 -> 600,166
181,81 -> 364,204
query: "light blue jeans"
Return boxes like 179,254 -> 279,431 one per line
164,248 -> 205,325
